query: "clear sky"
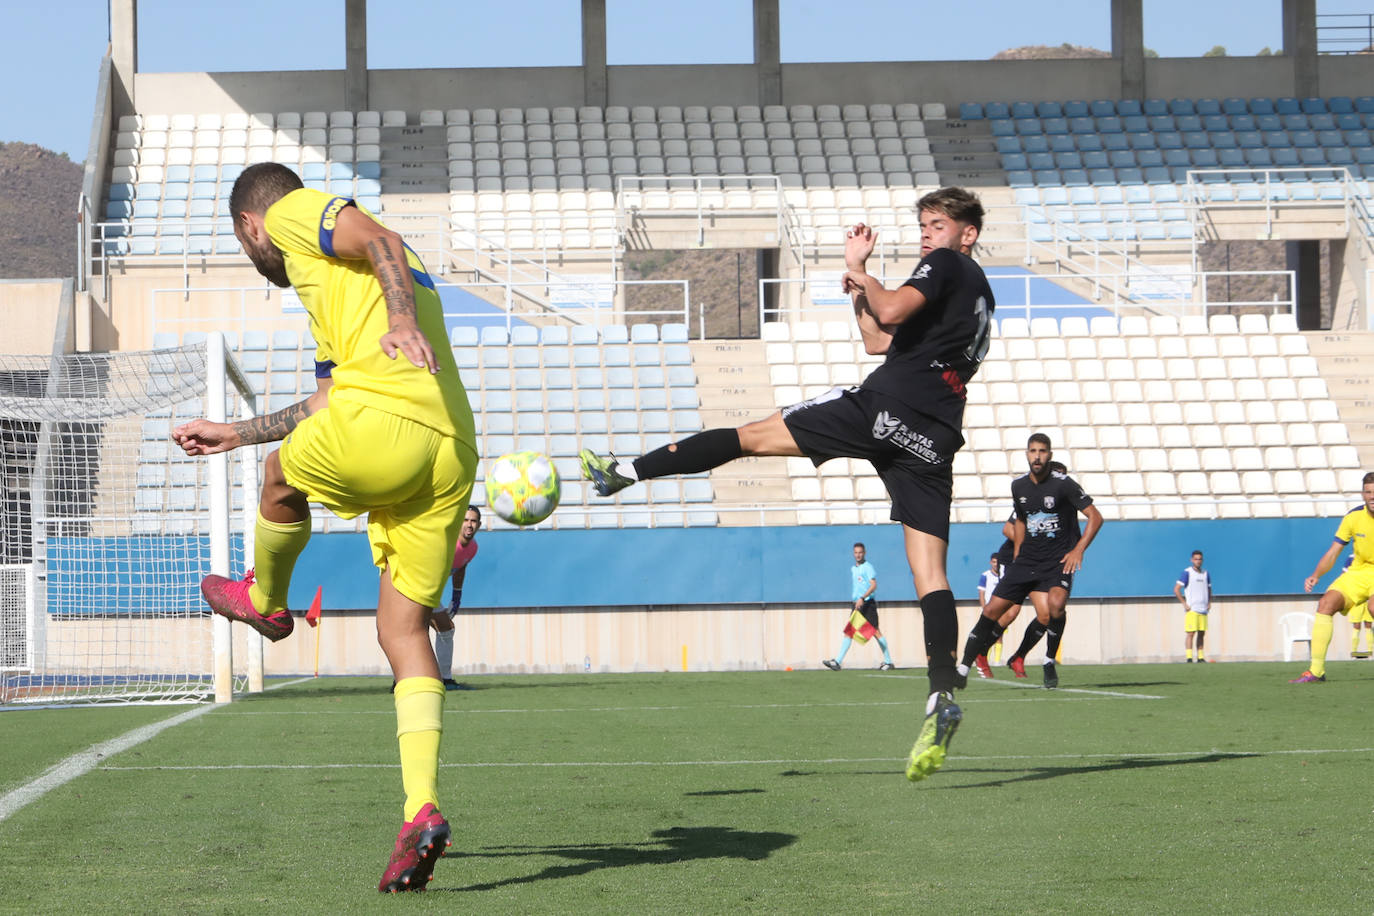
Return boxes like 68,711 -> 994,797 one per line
4,1 -> 1369,162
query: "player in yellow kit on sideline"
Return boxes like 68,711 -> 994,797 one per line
173,162 -> 477,893
1291,472 -> 1374,684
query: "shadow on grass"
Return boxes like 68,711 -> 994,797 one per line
439,825 -> 797,892
683,788 -> 766,797
941,751 -> 1261,789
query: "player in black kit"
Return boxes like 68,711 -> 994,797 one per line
579,187 -> 994,781
958,435 -> 1102,688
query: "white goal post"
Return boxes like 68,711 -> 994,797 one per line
0,334 -> 261,706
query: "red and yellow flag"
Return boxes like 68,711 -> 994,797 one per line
843,608 -> 876,644
305,586 -> 323,628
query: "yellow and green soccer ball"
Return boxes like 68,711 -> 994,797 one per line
485,450 -> 561,526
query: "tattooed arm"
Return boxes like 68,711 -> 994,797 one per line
326,203 -> 438,374
173,377 -> 332,456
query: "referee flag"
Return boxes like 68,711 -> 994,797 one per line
843,608 -> 876,644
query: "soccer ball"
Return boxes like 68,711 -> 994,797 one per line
485,451 -> 561,526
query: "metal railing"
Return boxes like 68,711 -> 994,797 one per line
1184,165 -> 1360,236
1317,13 -> 1374,54
757,268 -> 1297,327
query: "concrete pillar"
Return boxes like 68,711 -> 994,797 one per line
1111,0 -> 1145,101
582,0 -> 607,108
754,0 -> 781,108
1283,0 -> 1318,98
345,0 -> 367,111
109,0 -> 137,116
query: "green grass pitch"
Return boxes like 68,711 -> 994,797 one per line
2,662 -> 1372,914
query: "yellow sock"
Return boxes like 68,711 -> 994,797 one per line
1354,631 -> 1361,653
1187,646 -> 1194,660
248,511 -> 311,613
1310,614 -> 1334,678
395,677 -> 445,821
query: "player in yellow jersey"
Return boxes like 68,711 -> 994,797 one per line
172,163 -> 476,892
1290,471 -> 1374,683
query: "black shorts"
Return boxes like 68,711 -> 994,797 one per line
854,597 -> 879,629
781,386 -> 962,540
993,559 -> 1074,605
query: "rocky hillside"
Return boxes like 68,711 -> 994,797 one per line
0,143 -> 83,279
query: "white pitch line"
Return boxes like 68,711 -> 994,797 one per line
0,678 -> 310,824
0,704 -> 214,823
97,745 -> 1374,772
867,673 -> 1165,700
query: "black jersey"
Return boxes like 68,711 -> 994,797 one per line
860,246 -> 995,430
1011,471 -> 1094,568
994,511 -> 1016,566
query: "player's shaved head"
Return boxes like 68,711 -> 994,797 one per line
230,162 -> 304,221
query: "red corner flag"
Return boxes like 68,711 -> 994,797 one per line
305,586 -> 323,628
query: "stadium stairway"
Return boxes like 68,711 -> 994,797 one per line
1306,329 -> 1374,468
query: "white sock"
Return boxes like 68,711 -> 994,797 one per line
956,663 -> 970,677
615,460 -> 640,481
925,692 -> 940,715
434,628 -> 454,680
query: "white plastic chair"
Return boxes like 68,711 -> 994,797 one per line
1279,613 -> 1314,662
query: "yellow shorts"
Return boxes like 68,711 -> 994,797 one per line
1348,601 -> 1374,625
279,397 -> 476,608
1184,611 -> 1208,633
1329,566 -> 1374,615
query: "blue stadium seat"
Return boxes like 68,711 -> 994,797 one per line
1049,134 -> 1076,153
1183,131 -> 1209,149
106,200 -> 132,219
1142,99 -> 1168,116
1249,97 -> 1276,115
661,323 -> 689,343
1014,118 -> 1040,135
1282,113 -> 1309,131
1256,113 -> 1283,132
1012,186 -> 1039,205
1337,113 -> 1362,131
1207,131 -> 1237,149
1202,114 -> 1229,132
540,325 -> 570,345
1272,148 -> 1300,168
1221,98 -> 1248,115
1121,115 -> 1148,133
1108,149 -> 1135,168
1082,150 -> 1110,170
1230,113 -> 1256,131
544,368 -> 572,390
1299,147 -> 1327,166
1301,97 -> 1327,114
959,102 -> 983,120
1261,130 -> 1289,148
1309,113 -> 1336,131
1032,169 -> 1062,186
1117,99 -> 1143,116
1054,151 -> 1083,170
995,136 -> 1022,154
1063,100 -> 1090,118
1129,133 -> 1157,150
1363,113 -> 1374,130
1006,170 -> 1033,188
1357,97 -> 1374,114
1087,168 -> 1115,185
1169,99 -> 1195,116
1156,131 -> 1183,150
1190,149 -> 1219,168
1062,168 -> 1089,186
1176,115 -> 1203,133
984,101 -> 1010,119
1329,96 -> 1355,114
1002,153 -> 1029,171
1245,148 -> 1273,167
1036,101 -> 1063,118
1142,166 -> 1171,184
1022,135 -> 1050,153
989,118 -> 1015,137
1096,115 -> 1123,133
1275,97 -> 1301,115
1102,133 -> 1130,151
1196,98 -> 1222,116
1291,130 -> 1317,148
1075,133 -> 1103,152
480,326 -> 508,346
1090,100 -> 1116,117
1011,101 -> 1036,119
1148,114 -> 1175,132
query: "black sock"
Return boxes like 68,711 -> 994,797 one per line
960,615 -> 1004,667
632,428 -> 742,480
1045,615 -> 1066,662
920,590 -> 959,694
1012,620 -> 1047,661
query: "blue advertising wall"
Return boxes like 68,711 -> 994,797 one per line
262,516 -> 1347,611
45,515 -> 1351,615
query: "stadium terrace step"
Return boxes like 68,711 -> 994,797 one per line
380,162 -> 449,179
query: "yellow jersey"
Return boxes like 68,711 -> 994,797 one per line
263,188 -> 472,441
1334,505 -> 1374,572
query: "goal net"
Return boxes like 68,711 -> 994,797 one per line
0,337 -> 260,706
